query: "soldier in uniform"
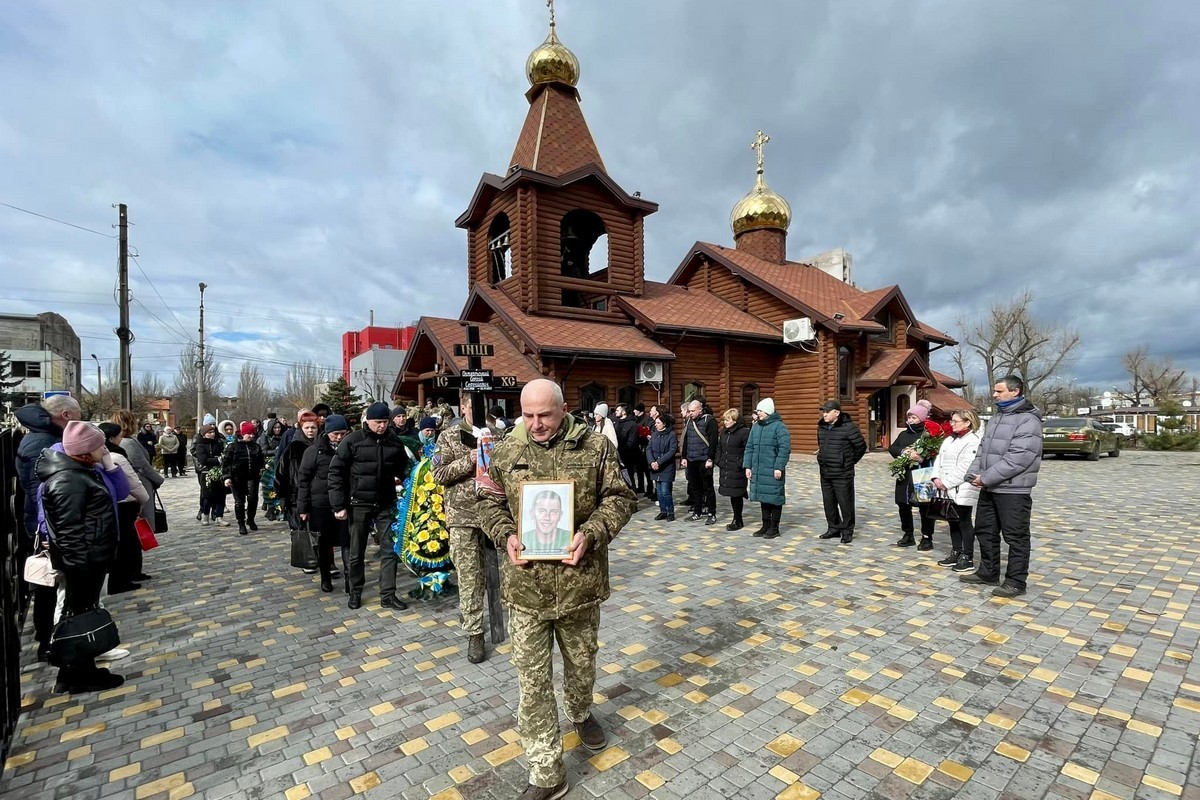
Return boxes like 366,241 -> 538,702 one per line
478,379 -> 636,800
432,396 -> 496,663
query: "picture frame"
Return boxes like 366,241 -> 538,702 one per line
516,480 -> 576,560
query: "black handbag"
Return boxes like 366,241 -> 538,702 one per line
154,492 -> 169,533
290,524 -> 319,570
927,491 -> 961,522
50,607 -> 120,667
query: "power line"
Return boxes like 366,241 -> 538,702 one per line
130,254 -> 193,341
0,200 -> 117,238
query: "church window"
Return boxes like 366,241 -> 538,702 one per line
617,385 -> 638,408
741,383 -> 760,418
838,346 -> 854,400
579,382 -> 605,414
560,209 -> 608,307
682,381 -> 704,404
488,213 -> 512,285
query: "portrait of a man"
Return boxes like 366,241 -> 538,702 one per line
518,482 -> 575,559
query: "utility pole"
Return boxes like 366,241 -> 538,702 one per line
196,282 -> 207,434
116,203 -> 133,409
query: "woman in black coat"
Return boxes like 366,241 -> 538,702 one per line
888,405 -> 936,549
297,417 -> 351,593
191,424 -> 228,526
37,421 -> 129,693
715,409 -> 751,530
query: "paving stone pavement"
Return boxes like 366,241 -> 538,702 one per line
3,450 -> 1200,800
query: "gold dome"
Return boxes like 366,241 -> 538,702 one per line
731,174 -> 792,236
526,25 -> 579,87
730,130 -> 791,236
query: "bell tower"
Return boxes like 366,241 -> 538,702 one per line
456,1 -> 657,317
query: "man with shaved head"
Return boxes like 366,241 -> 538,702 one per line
478,379 -> 637,800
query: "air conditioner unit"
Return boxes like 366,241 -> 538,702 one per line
636,361 -> 664,384
782,317 -> 816,344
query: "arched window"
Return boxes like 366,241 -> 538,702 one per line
488,213 -> 512,284
741,383 -> 760,418
579,382 -> 606,415
617,385 -> 638,409
560,209 -> 608,307
838,346 -> 854,400
682,381 -> 705,405
896,393 -> 910,424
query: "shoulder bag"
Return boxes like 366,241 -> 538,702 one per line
290,522 -> 319,570
154,492 -> 169,533
927,490 -> 961,522
49,607 -> 120,667
23,538 -> 59,587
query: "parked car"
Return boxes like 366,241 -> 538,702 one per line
1043,418 -> 1121,460
1100,421 -> 1136,437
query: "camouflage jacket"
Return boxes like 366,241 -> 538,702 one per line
477,414 -> 637,620
431,420 -> 496,528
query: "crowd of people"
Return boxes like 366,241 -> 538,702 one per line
12,376 -> 1041,799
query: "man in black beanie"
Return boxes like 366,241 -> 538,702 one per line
328,401 -> 411,609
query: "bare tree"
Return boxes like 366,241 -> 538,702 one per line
1120,345 -> 1186,405
281,360 -> 328,413
949,345 -> 978,408
169,342 -> 224,429
234,363 -> 271,421
957,290 -> 1081,402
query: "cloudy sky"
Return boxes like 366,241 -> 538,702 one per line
2,1 -> 1197,398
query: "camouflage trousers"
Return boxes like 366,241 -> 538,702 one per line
509,605 -> 601,788
448,526 -> 485,636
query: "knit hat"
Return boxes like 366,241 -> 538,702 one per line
419,416 -> 439,432
200,423 -> 216,435
820,400 -> 841,412
202,413 -> 216,426
297,410 -> 318,425
365,401 -> 391,420
324,414 -> 349,433
907,404 -> 929,422
391,406 -> 406,419
62,420 -> 105,456
916,399 -> 933,410
240,421 -> 256,436
594,403 -> 609,419
756,398 -> 775,415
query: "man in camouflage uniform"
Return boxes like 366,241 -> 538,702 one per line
478,379 -> 636,800
432,396 -> 494,663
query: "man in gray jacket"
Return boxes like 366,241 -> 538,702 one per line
960,375 -> 1043,597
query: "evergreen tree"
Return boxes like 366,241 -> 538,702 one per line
1144,399 -> 1199,451
318,376 -> 364,421
0,351 -> 24,407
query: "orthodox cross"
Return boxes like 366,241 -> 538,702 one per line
547,0 -> 556,28
751,130 -> 771,176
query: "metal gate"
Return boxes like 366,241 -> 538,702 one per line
0,427 -> 27,768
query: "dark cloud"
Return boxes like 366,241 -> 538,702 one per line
1,1 -> 1196,395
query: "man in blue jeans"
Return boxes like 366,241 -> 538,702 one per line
960,375 -> 1043,598
328,402 -> 411,610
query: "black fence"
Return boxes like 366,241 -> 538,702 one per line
0,428 -> 27,769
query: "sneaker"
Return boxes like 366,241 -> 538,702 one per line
953,555 -> 975,574
380,596 -> 408,610
519,782 -> 569,800
704,514 -> 717,525
467,633 -> 486,664
685,511 -> 704,522
992,583 -> 1026,598
573,713 -> 607,751
97,647 -> 131,663
959,572 -> 999,585
895,533 -> 916,547
217,518 -> 231,527
301,567 -> 319,575
937,552 -> 959,567
201,514 -> 210,526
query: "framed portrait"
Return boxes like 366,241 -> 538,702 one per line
517,480 -> 576,560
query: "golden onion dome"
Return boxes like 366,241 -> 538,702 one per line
526,24 -> 579,87
731,130 -> 791,235
730,174 -> 792,236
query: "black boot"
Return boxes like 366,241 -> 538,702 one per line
895,531 -> 916,547
917,536 -> 933,551
247,516 -> 258,531
726,516 -> 744,532
762,505 -> 781,539
751,508 -> 769,537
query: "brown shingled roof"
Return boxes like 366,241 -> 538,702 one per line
509,85 -> 605,176
856,349 -> 936,388
416,317 -> 543,382
925,385 -> 975,415
615,282 -> 780,340
474,285 -> 674,360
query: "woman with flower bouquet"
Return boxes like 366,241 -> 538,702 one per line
886,403 -> 944,549
190,423 -> 229,526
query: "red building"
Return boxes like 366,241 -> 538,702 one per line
341,326 -> 416,383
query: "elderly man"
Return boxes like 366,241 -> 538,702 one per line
680,399 -> 719,523
478,379 -> 636,800
961,375 -> 1043,598
14,394 -> 83,661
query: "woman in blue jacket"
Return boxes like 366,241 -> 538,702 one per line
646,414 -> 678,521
743,399 -> 791,539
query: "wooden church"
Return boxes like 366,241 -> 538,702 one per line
393,10 -> 971,453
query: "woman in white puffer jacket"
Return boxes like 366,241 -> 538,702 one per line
932,408 -> 983,574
